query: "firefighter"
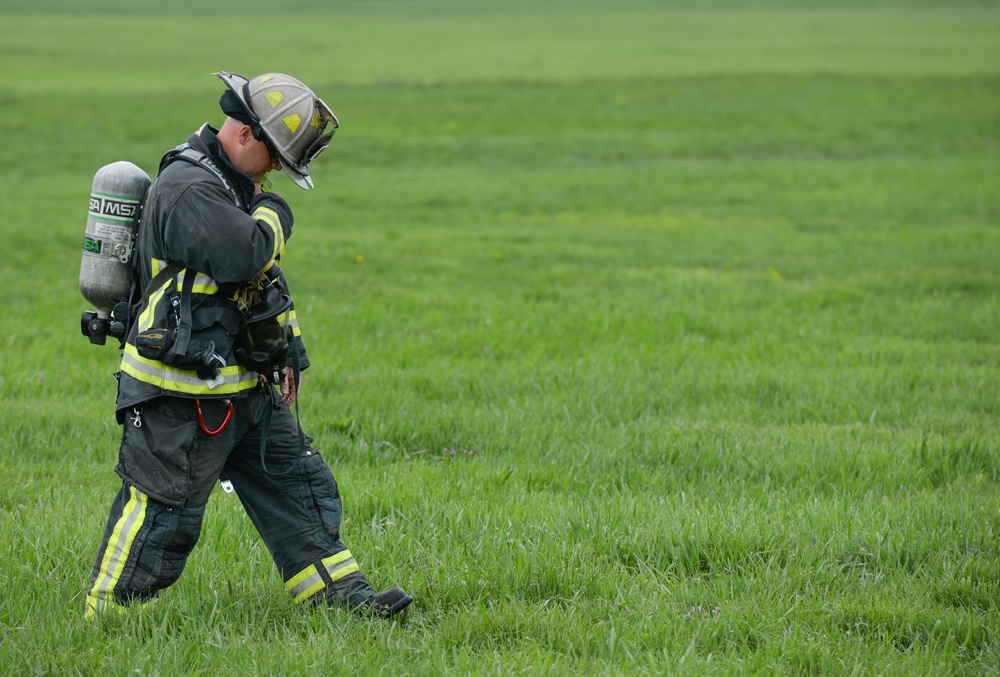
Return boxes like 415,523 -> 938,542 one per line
86,72 -> 413,618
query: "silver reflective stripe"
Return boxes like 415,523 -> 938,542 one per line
176,268 -> 218,293
279,309 -> 300,338
326,555 -> 358,582
122,344 -> 258,395
154,259 -> 215,291
288,570 -> 324,602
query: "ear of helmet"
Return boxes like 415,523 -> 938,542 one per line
216,71 -> 338,190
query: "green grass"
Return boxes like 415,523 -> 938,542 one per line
2,0 -> 999,674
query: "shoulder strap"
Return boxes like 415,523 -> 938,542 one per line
138,260 -> 185,304
162,144 -> 243,208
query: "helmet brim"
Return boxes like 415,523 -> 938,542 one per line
215,71 -> 256,122
282,164 -> 314,190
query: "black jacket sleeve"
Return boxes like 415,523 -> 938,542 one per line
161,180 -> 286,285
274,266 -> 310,372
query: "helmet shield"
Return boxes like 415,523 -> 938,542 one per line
216,71 -> 338,190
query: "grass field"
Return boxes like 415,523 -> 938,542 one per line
1,0 -> 999,674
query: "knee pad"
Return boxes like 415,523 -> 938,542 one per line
129,502 -> 205,596
89,486 -> 205,610
302,453 -> 343,539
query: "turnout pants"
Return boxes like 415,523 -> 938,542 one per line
87,384 -> 369,614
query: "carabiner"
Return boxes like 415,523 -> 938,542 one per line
195,399 -> 234,436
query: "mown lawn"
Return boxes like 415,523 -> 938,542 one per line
1,1 -> 998,674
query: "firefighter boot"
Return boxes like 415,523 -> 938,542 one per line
366,587 -> 415,618
327,571 -> 413,618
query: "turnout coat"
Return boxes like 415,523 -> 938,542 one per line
115,123 -> 308,419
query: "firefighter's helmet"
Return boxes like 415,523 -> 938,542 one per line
216,71 -> 338,190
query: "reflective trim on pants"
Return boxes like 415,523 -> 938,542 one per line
285,550 -> 359,603
87,485 -> 148,614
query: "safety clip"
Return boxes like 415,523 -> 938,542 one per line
195,399 -> 234,436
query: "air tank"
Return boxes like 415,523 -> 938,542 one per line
79,161 -> 150,315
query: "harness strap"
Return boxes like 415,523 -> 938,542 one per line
138,261 -> 184,305
124,141 -> 242,340
168,146 -> 242,207
162,268 -> 196,366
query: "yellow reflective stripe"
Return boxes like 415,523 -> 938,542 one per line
138,259 -> 167,332
286,564 -> 318,590
284,551 -> 359,603
86,594 -> 123,618
252,206 -> 284,260
85,594 -> 156,619
138,285 -> 167,332
140,262 -> 221,331
293,579 -> 325,604
323,551 -> 359,583
121,343 -> 258,396
286,564 -> 324,603
278,309 -> 301,338
174,269 -> 219,296
88,486 -> 148,614
139,267 -> 220,328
